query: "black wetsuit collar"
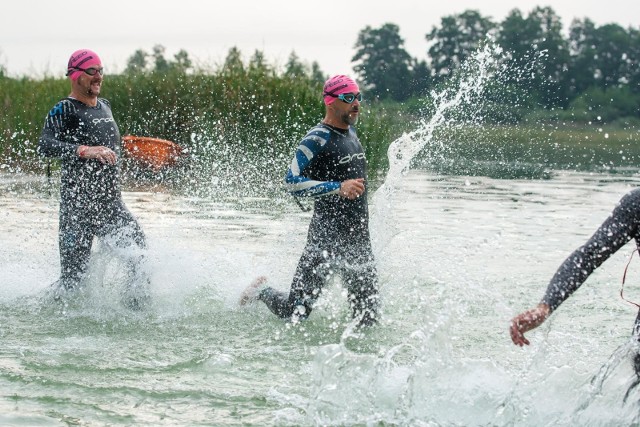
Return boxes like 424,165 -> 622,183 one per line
67,96 -> 102,109
320,122 -> 349,135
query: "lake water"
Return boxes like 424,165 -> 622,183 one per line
3,43 -> 639,426
2,167 -> 640,426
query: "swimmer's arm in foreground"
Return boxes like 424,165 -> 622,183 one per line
510,189 -> 640,346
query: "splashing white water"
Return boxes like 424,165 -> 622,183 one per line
371,43 -> 504,258
306,43 -> 640,426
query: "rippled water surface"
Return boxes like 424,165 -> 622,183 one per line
2,169 -> 640,426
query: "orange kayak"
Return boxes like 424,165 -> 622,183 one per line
122,135 -> 183,170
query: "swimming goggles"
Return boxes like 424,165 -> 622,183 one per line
66,67 -> 104,76
324,92 -> 363,104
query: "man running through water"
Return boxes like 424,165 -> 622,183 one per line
510,189 -> 640,386
38,49 -> 149,307
241,75 -> 379,327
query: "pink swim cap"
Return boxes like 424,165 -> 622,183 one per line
66,49 -> 102,81
323,75 -> 359,105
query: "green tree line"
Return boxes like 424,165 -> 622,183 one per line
1,5 -> 639,182
353,6 -> 640,123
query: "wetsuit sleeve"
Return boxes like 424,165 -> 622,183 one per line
542,189 -> 640,311
38,99 -> 81,159
284,129 -> 340,198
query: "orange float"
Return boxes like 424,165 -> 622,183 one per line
122,135 -> 183,170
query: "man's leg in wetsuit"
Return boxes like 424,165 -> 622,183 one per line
342,250 -> 379,327
58,218 -> 94,291
101,204 -> 147,249
259,247 -> 331,321
98,204 -> 150,308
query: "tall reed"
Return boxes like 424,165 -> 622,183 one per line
0,70 -> 405,191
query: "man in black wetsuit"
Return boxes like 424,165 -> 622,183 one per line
241,75 -> 379,327
510,189 -> 640,352
38,49 -> 148,305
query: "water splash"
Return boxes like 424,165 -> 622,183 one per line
563,339 -> 640,424
371,43 -> 505,257
305,41 -> 640,425
305,300 -> 515,425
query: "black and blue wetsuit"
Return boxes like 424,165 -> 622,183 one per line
38,97 -> 146,291
542,188 -> 640,336
258,122 -> 379,326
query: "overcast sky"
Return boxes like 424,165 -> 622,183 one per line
1,0 -> 638,78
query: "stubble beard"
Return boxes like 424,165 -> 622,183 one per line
342,111 -> 359,126
87,80 -> 101,97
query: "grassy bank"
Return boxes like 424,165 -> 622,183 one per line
0,71 -> 407,185
1,72 -> 639,191
418,124 -> 640,179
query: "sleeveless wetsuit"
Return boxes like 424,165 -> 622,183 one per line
258,123 -> 378,326
39,97 -> 146,290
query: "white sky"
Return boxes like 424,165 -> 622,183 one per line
1,0 -> 638,78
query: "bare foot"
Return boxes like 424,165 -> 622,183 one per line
239,276 -> 268,306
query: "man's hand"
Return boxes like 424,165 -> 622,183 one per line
509,303 -> 551,346
78,145 -> 117,165
339,178 -> 365,200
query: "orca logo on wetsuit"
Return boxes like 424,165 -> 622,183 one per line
92,118 -> 115,124
338,152 -> 366,164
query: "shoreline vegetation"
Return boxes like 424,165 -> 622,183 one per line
1,6 -> 639,188
1,70 -> 638,182
0,72 -> 640,195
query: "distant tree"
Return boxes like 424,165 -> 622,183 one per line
172,49 -> 192,73
628,27 -> 640,93
593,24 -> 632,89
125,46 -> 192,74
125,49 -> 149,74
352,22 -> 413,101
410,59 -> 431,97
284,51 -> 307,78
569,86 -> 640,122
498,9 -> 537,72
529,6 -> 571,105
497,6 -> 570,107
0,48 -> 6,77
249,49 -> 270,75
426,10 -> 496,82
310,61 -> 325,84
566,18 -> 599,97
152,45 -> 170,73
222,46 -> 244,75
569,21 -> 639,98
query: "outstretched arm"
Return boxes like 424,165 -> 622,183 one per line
510,189 -> 640,346
543,190 -> 640,311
